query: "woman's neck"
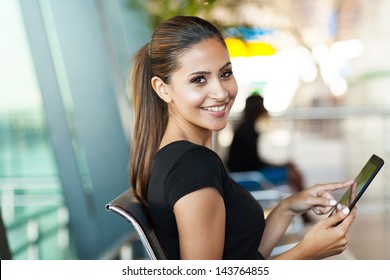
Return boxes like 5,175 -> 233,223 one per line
159,118 -> 213,149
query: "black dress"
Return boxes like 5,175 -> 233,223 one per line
147,140 -> 265,260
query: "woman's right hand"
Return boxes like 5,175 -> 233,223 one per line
296,206 -> 357,259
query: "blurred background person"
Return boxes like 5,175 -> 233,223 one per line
227,93 -> 311,223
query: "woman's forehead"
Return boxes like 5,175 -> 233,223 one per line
176,38 -> 230,72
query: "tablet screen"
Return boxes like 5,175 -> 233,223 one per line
329,154 -> 384,216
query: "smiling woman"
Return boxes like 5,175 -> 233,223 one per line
127,15 -> 357,260
151,38 -> 237,136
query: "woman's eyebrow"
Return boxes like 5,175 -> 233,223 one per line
220,62 -> 232,71
188,62 -> 232,77
188,70 -> 210,77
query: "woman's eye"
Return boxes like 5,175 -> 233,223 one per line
191,76 -> 206,84
221,70 -> 233,79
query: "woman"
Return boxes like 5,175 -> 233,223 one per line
129,15 -> 356,260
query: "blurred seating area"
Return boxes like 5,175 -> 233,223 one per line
1,0 -> 389,260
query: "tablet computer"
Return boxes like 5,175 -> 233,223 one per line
329,154 -> 384,217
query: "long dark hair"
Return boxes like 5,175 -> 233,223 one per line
129,16 -> 226,205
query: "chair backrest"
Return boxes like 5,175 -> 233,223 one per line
105,190 -> 167,260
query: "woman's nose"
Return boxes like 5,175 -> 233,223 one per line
209,80 -> 228,101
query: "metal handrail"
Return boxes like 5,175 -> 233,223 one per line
4,204 -> 70,259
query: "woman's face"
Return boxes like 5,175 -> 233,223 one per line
162,38 -> 238,134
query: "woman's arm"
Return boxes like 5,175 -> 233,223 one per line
173,187 -> 226,260
258,199 -> 294,258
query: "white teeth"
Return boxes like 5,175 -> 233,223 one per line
202,105 -> 226,112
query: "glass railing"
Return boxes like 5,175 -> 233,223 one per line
0,177 -> 77,259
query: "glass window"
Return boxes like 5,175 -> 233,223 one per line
0,0 -> 75,259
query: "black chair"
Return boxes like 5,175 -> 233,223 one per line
105,190 -> 167,260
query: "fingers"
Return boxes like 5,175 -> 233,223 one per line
337,207 -> 357,229
314,180 -> 354,193
309,196 -> 337,207
309,196 -> 337,214
325,206 -> 351,227
312,204 -> 335,215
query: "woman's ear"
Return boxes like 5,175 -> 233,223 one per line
151,76 -> 172,103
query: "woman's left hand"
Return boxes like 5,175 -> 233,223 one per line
285,180 -> 354,216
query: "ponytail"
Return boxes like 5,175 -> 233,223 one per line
129,43 -> 168,205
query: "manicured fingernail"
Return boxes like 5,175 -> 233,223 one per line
342,207 -> 350,215
337,204 -> 342,210
330,199 -> 337,206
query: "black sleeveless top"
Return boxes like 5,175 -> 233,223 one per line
147,141 -> 265,259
